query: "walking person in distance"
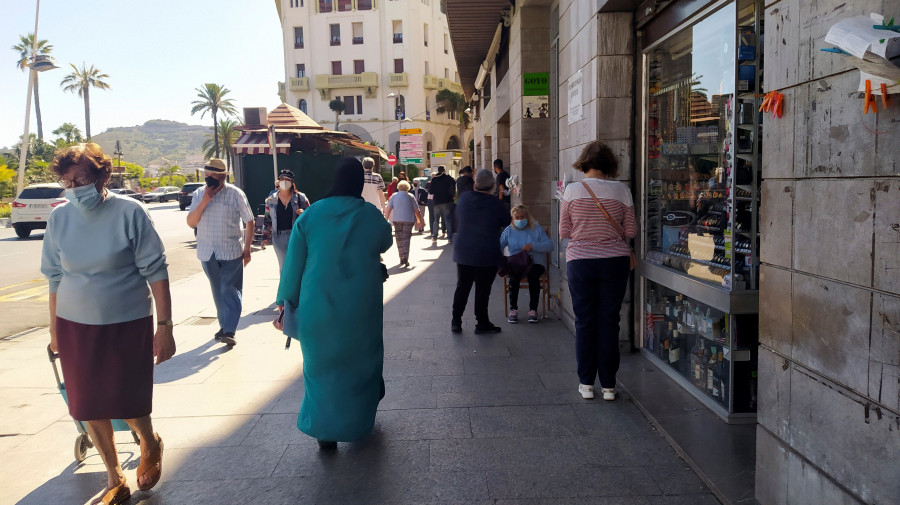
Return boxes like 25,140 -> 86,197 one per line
264,169 -> 309,272
559,141 -> 636,401
385,180 -> 424,267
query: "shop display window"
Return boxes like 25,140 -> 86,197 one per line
644,3 -> 761,292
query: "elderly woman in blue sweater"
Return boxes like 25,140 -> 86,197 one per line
500,204 -> 554,323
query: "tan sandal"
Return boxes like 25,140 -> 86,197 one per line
136,433 -> 163,492
99,479 -> 130,505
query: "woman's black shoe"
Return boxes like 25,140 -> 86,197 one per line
474,324 -> 502,334
317,439 -> 337,450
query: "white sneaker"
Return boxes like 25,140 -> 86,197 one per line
601,388 -> 616,401
578,384 -> 594,399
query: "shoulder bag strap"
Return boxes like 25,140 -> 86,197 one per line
580,181 -> 627,242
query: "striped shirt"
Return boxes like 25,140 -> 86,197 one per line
190,184 -> 254,261
363,170 -> 385,190
559,178 -> 637,262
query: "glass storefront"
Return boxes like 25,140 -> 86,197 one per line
640,0 -> 761,422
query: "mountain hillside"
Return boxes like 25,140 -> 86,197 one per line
91,120 -> 213,167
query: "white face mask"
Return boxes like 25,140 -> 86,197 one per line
279,180 -> 292,191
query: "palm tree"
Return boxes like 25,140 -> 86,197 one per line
329,98 -> 346,130
12,34 -> 53,140
191,83 -> 237,159
435,88 -> 470,151
202,118 -> 242,171
60,63 -> 110,140
51,123 -> 84,145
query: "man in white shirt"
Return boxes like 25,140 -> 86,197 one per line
361,157 -> 386,210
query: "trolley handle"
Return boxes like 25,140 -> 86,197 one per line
47,344 -> 59,362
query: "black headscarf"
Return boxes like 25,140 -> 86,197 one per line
326,157 -> 364,199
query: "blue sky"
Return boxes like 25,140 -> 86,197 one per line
1,0 -> 284,149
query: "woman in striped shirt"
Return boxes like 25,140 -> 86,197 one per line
560,141 -> 637,401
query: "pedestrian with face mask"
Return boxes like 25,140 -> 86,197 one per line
264,170 -> 310,272
42,143 -> 175,503
499,204 -> 554,324
186,158 -> 255,347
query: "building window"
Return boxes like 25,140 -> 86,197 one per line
394,95 -> 406,119
294,27 -> 304,48
352,22 -> 363,44
356,95 -> 363,115
424,61 -> 429,76
290,0 -> 304,6
444,68 -> 449,79
298,99 -> 307,113
426,141 -> 433,152
482,74 -> 491,106
330,24 -> 341,46
318,0 -> 332,13
337,0 -> 352,11
455,71 -> 459,82
344,95 -> 355,115
393,20 -> 403,43
393,58 -> 404,74
424,23 -> 429,46
358,0 -> 372,9
332,61 -> 342,75
296,64 -> 306,78
444,34 -> 449,54
354,59 -> 365,74
440,0 -> 446,14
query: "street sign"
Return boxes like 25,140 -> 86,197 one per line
399,128 -> 422,135
387,155 -> 398,166
400,158 -> 423,164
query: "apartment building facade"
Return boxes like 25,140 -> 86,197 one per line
275,0 -> 467,165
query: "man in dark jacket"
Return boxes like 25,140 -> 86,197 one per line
451,169 -> 510,334
428,165 -> 456,243
456,165 -> 474,196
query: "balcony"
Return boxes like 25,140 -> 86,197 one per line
352,36 -> 364,45
388,73 -> 408,87
314,72 -> 379,90
330,37 -> 341,46
277,82 -> 286,102
393,33 -> 403,43
438,79 -> 464,94
423,74 -> 440,90
289,77 -> 309,91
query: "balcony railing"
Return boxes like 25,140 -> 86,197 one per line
314,72 -> 379,90
295,41 -> 304,49
423,74 -> 440,89
393,33 -> 403,43
352,36 -> 364,44
278,82 -> 285,93
388,73 -> 408,87
330,37 -> 341,46
438,79 -> 463,94
289,77 -> 309,91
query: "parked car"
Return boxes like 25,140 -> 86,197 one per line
10,183 -> 68,239
178,182 -> 205,210
109,188 -> 143,201
142,186 -> 180,203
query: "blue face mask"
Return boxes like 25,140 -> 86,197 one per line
65,182 -> 103,211
514,219 -> 528,229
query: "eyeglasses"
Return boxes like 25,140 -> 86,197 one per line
58,176 -> 95,189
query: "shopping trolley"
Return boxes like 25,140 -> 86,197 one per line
47,345 -> 139,462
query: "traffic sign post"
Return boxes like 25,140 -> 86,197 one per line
387,155 -> 397,166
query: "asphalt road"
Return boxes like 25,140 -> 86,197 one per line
0,201 -> 210,338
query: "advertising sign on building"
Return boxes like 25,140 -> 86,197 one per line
400,128 -> 423,165
523,72 -> 550,118
568,69 -> 583,124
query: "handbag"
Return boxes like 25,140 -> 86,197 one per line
281,300 -> 300,349
498,250 -> 533,277
580,181 -> 637,271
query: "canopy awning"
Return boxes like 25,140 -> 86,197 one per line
232,132 -> 292,155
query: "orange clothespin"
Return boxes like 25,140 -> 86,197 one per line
881,83 -> 892,109
759,92 -> 773,113
864,80 -> 878,114
773,92 -> 784,118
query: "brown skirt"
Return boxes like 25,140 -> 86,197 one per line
57,316 -> 154,421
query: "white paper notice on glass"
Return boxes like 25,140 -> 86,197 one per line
824,14 -> 900,59
568,70 -> 583,125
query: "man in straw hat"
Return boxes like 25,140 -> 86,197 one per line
186,158 -> 255,347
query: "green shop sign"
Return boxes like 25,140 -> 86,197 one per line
523,73 -> 549,96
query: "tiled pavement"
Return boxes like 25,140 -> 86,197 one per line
0,232 -> 719,504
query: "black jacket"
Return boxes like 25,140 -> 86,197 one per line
456,175 -> 474,197
428,174 -> 456,204
453,190 -> 509,267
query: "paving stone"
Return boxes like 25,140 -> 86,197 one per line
137,477 -> 318,505
470,405 -> 584,438
150,414 -> 260,449
314,469 -> 490,504
432,373 -> 544,393
373,408 -> 472,440
383,356 -> 465,378
486,466 -> 661,499
380,376 -> 436,410
163,444 -> 288,481
430,436 -> 590,473
571,402 -> 656,436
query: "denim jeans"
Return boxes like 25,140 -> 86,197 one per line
272,229 -> 292,273
566,256 -> 630,388
201,253 -> 244,334
432,202 -> 453,239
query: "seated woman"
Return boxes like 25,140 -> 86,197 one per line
500,204 -> 554,323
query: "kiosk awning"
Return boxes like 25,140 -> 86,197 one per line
232,132 -> 292,155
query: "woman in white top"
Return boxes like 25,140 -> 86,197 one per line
384,180 -> 423,268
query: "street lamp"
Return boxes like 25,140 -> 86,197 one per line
16,1 -> 57,198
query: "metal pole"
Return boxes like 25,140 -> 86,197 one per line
16,0 -> 41,197
268,124 -> 279,181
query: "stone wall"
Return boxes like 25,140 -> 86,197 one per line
756,0 -> 900,503
556,0 -> 635,339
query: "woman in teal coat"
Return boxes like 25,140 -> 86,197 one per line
276,158 -> 393,449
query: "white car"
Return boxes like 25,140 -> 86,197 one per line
10,183 -> 68,239
142,186 -> 180,203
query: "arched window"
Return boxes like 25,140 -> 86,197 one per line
446,136 -> 460,149
394,95 -> 406,119
298,99 -> 308,114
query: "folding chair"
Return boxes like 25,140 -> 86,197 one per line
503,253 -> 550,318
